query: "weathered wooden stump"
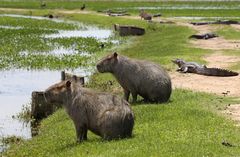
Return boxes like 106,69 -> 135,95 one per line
31,91 -> 60,120
31,71 -> 84,120
114,24 -> 145,36
61,71 -> 85,85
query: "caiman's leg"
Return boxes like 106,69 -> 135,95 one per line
124,89 -> 130,102
182,67 -> 188,73
176,68 -> 182,72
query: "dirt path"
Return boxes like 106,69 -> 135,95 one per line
176,22 -> 240,50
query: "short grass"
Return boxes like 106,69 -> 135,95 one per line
0,15 -> 113,69
4,89 -> 240,157
2,4 -> 240,157
215,25 -> 240,40
1,1 -> 240,17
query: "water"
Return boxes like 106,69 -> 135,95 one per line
45,29 -> 112,39
0,14 -> 80,25
119,6 -> 240,10
20,47 -> 91,56
0,68 -> 93,140
0,14 -> 112,150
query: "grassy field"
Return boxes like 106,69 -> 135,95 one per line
5,90 -> 240,157
1,1 -> 240,157
215,25 -> 240,40
1,1 -> 240,17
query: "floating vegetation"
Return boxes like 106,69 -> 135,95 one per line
0,15 -> 116,70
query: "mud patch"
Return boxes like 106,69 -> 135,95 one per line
204,52 -> 240,68
177,22 -> 240,50
223,104 -> 240,126
170,53 -> 240,97
190,37 -> 240,50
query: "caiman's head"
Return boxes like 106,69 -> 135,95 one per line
171,58 -> 185,67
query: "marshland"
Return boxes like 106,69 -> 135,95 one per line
0,1 -> 240,156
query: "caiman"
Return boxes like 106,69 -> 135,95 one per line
172,59 -> 239,77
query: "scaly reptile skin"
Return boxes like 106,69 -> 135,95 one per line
172,59 -> 239,77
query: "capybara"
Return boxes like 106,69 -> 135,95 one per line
96,52 -> 172,103
44,80 -> 134,142
139,9 -> 152,21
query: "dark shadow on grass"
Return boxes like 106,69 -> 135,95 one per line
131,98 -> 173,106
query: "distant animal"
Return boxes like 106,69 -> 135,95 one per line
172,58 -> 239,77
44,80 -> 134,142
97,52 -> 172,103
222,140 -> 235,147
100,43 -> 105,49
189,33 -> 218,39
80,4 -> 86,10
40,2 -> 46,8
139,9 -> 152,21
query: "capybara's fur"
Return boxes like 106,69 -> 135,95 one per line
139,9 -> 152,21
97,52 -> 172,103
44,80 -> 134,142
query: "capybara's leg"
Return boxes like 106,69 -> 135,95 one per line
76,125 -> 87,143
123,89 -> 130,101
83,128 -> 88,140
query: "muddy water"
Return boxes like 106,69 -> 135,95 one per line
0,69 -> 92,140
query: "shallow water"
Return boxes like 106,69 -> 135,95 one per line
0,25 -> 23,29
0,68 -> 93,141
121,6 -> 240,10
45,29 -> 112,39
0,14 -> 79,25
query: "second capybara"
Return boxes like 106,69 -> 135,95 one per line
96,52 -> 172,103
44,80 -> 134,142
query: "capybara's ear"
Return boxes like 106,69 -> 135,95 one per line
66,81 -> 71,88
113,52 -> 118,58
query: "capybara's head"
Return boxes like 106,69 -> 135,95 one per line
96,52 -> 118,73
44,80 -> 72,104
171,58 -> 185,67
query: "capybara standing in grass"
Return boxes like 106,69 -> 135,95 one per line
139,9 -> 152,21
44,80 -> 134,142
97,52 -> 172,103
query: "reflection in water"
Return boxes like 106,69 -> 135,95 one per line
45,29 -> 112,39
0,69 -> 92,140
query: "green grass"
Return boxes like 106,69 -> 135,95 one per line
4,89 -> 240,157
0,15 -> 115,69
215,25 -> 240,40
1,1 -> 240,17
2,3 -> 240,157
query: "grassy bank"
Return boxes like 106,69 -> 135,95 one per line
1,1 -> 240,17
5,89 -> 240,157
1,4 -> 240,157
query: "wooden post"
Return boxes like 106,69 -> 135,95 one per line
61,71 -> 85,85
31,71 -> 84,120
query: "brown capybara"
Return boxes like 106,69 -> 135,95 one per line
44,80 -> 134,142
96,52 -> 172,103
139,9 -> 152,21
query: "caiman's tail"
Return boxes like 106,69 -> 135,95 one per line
197,68 -> 239,77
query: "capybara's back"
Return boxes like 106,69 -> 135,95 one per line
97,53 -> 172,103
99,95 -> 134,139
44,80 -> 134,142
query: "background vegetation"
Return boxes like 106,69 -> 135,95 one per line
1,1 -> 240,156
